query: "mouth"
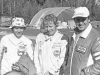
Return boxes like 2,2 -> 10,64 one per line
79,26 -> 83,28
17,31 -> 22,34
77,25 -> 84,28
16,32 -> 22,36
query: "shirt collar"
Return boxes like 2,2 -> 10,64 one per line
72,24 -> 92,39
9,33 -> 25,45
45,30 -> 59,41
80,24 -> 92,38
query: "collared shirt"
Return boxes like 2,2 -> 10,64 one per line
72,24 -> 92,40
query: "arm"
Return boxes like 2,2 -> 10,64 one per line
57,40 -> 68,69
82,37 -> 100,75
33,39 -> 41,74
0,37 -> 6,70
26,41 -> 34,60
56,35 -> 69,70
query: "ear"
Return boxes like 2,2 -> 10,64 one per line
56,20 -> 61,27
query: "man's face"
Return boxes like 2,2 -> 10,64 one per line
44,22 -> 57,36
74,17 -> 89,33
12,27 -> 25,38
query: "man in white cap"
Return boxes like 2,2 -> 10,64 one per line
0,17 -> 34,75
64,7 -> 100,75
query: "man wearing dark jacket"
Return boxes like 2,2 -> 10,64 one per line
64,7 -> 100,75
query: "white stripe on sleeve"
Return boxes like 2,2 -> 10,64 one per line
87,53 -> 93,66
95,56 -> 100,60
93,52 -> 100,56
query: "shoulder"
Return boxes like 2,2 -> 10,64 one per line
36,33 -> 45,42
58,32 -> 69,41
61,34 -> 69,41
1,34 -> 12,41
88,28 -> 100,46
36,33 -> 44,38
23,35 -> 32,44
90,28 -> 100,38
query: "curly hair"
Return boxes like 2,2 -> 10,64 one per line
41,14 -> 58,27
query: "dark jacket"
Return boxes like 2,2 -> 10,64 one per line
64,26 -> 100,75
14,54 -> 36,75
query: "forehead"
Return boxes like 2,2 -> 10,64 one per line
44,21 -> 55,26
13,26 -> 25,29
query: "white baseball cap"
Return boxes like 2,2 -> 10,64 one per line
9,17 -> 26,28
72,7 -> 90,18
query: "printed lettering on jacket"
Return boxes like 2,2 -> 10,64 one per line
52,42 -> 61,57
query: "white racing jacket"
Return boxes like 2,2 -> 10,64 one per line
0,33 -> 33,75
34,31 -> 69,75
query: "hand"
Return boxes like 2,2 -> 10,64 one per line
12,63 -> 21,71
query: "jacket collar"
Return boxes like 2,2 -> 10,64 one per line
44,30 -> 59,41
9,33 -> 25,46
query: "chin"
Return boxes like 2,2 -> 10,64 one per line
74,27 -> 84,33
16,35 -> 22,38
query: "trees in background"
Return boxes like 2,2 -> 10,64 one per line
0,0 -> 100,23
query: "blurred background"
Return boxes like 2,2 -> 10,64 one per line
0,0 -> 100,24
0,0 -> 100,43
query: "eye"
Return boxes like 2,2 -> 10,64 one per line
74,17 -> 87,22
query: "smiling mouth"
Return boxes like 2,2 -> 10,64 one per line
78,25 -> 84,27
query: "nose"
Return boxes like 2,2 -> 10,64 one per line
47,27 -> 50,31
79,21 -> 83,24
78,22 -> 83,26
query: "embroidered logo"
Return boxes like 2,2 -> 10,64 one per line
76,46 -> 87,53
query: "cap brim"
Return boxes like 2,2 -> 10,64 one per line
72,14 -> 88,18
9,26 -> 26,28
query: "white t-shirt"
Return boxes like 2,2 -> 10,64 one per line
0,33 -> 33,75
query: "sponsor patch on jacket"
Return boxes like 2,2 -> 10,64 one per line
53,50 -> 61,57
52,43 -> 61,57
52,43 -> 61,48
76,46 -> 87,53
38,41 -> 44,46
